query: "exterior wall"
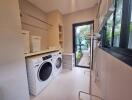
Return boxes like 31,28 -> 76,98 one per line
19,0 -> 48,50
0,0 -> 30,100
94,48 -> 132,100
63,6 -> 98,53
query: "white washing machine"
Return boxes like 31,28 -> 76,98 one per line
26,54 -> 54,96
53,52 -> 62,77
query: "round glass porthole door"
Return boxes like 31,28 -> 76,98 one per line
38,62 -> 52,81
56,58 -> 62,69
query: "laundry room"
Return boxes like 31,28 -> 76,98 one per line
1,0 -> 132,100
7,0 -> 98,99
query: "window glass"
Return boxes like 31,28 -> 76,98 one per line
105,14 -> 113,47
100,25 -> 107,47
128,5 -> 132,49
113,0 -> 123,47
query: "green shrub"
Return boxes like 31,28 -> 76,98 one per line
130,22 -> 132,32
76,50 -> 82,60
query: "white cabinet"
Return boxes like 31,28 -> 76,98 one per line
62,53 -> 74,70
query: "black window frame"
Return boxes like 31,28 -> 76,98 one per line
100,0 -> 132,66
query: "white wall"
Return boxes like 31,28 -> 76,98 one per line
94,48 -> 132,100
0,0 -> 30,100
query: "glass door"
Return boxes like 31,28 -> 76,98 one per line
73,21 -> 94,68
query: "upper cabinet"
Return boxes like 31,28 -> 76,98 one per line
47,10 -> 64,51
97,0 -> 114,31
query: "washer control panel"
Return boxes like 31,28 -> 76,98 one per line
42,55 -> 52,60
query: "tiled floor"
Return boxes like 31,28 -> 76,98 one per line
78,50 -> 90,67
30,67 -> 101,100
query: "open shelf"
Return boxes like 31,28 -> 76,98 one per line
58,25 -> 63,49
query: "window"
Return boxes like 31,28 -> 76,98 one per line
113,0 -> 123,47
100,0 -> 132,66
128,6 -> 132,49
105,14 -> 113,47
101,0 -> 123,48
101,0 -> 131,50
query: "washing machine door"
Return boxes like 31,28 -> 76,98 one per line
56,57 -> 62,69
38,62 -> 52,81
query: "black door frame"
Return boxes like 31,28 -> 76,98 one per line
72,21 -> 94,68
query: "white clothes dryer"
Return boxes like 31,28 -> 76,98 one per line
26,54 -> 54,96
53,52 -> 62,77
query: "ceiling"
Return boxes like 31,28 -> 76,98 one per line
27,0 -> 98,15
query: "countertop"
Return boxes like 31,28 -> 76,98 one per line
25,49 -> 60,57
